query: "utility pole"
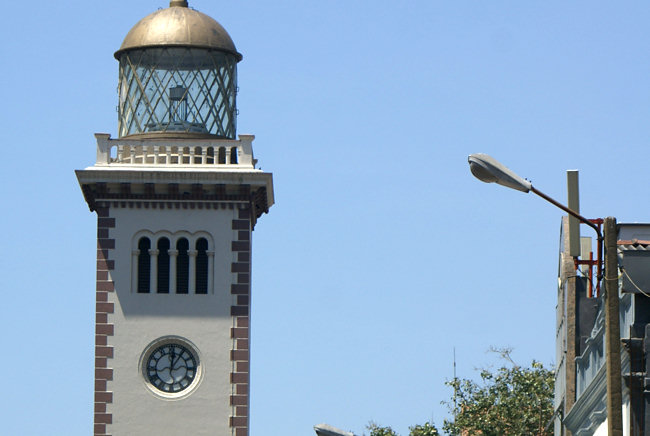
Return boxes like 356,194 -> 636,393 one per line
604,216 -> 623,436
466,156 -> 625,435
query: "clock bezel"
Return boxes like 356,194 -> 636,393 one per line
140,336 -> 203,400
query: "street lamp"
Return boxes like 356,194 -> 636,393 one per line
467,153 -> 623,436
469,154 -> 604,294
468,153 -> 532,192
314,423 -> 355,436
468,153 -> 601,241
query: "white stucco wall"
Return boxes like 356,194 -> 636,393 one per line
106,206 -> 241,435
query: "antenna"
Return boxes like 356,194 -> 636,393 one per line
567,170 -> 581,257
453,347 -> 457,424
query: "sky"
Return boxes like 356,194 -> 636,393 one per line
1,1 -> 649,435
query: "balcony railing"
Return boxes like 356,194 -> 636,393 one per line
93,133 -> 257,169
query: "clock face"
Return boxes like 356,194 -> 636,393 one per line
145,342 -> 198,394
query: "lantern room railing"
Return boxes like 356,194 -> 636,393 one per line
93,133 -> 257,169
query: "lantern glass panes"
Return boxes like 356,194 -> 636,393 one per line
118,47 -> 238,138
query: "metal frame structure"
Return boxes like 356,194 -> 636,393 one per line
117,47 -> 238,138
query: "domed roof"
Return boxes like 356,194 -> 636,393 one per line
114,1 -> 242,60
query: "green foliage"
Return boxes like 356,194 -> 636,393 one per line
442,350 -> 554,436
409,422 -> 440,436
365,349 -> 553,436
366,421 -> 439,436
367,422 -> 399,436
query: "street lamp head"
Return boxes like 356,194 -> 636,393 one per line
314,424 -> 355,436
468,153 -> 532,193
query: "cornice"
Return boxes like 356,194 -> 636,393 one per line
564,351 -> 630,435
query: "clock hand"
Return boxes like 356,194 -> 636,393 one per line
170,348 -> 184,382
172,352 -> 181,369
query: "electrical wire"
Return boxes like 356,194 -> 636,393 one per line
620,266 -> 650,299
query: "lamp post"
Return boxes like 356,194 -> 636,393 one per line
467,153 -> 622,436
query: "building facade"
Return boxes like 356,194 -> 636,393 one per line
76,2 -> 273,435
555,220 -> 650,435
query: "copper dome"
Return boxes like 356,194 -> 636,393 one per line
114,1 -> 242,61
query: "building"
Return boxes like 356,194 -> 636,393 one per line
555,219 -> 650,435
76,2 -> 273,435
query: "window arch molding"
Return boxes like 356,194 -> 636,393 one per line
131,230 -> 215,295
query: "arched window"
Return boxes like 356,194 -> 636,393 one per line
218,147 -> 226,164
206,146 -> 215,164
230,146 -> 238,164
195,238 -> 209,294
176,238 -> 189,294
137,237 -> 151,293
157,238 -> 170,293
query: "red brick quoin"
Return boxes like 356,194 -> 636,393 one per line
95,205 -> 115,436
230,207 -> 251,436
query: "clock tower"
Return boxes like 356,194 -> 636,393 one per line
76,2 -> 273,435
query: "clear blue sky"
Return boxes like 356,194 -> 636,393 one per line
1,1 -> 649,435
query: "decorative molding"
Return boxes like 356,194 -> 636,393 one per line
98,200 -> 250,211
564,352 -> 631,435
78,178 -> 270,222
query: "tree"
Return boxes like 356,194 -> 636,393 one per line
442,349 -> 554,436
366,421 -> 440,436
409,422 -> 441,436
366,422 -> 398,436
365,349 -> 553,436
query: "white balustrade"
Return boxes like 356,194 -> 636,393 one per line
94,133 -> 255,169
